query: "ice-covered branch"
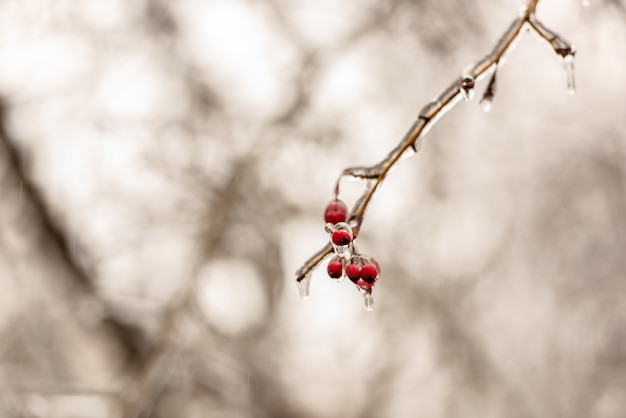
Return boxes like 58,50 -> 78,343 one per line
295,0 -> 576,308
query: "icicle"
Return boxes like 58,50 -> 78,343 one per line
361,289 -> 374,311
562,53 -> 576,95
460,75 -> 475,101
551,41 -> 576,95
296,273 -> 312,300
479,95 -> 493,112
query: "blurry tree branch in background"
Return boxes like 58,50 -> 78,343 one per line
0,102 -> 131,412
0,100 -> 145,361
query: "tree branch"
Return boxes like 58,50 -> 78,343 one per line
295,0 -> 575,294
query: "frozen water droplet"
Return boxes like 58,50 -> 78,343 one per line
399,143 -> 417,162
361,289 -> 374,311
479,94 -> 493,112
479,69 -> 497,113
562,54 -> 576,95
460,76 -> 475,102
333,244 -> 352,258
518,4 -> 529,16
296,273 -> 312,300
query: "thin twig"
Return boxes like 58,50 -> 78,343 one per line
296,0 -> 575,284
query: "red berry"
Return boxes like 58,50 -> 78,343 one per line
359,264 -> 378,284
324,200 -> 348,224
346,264 -> 361,282
331,230 -> 351,246
356,278 -> 374,290
327,260 -> 343,279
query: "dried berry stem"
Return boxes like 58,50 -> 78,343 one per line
297,0 -> 575,284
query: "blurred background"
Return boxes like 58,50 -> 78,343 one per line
0,0 -> 625,417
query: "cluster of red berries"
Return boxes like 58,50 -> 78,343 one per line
323,199 -> 380,309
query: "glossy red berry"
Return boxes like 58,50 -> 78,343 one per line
359,264 -> 378,284
356,278 -> 374,290
327,260 -> 343,279
324,200 -> 348,224
331,230 -> 351,246
346,263 -> 361,282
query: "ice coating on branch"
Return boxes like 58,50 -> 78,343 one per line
397,118 -> 426,161
419,101 -> 438,120
562,53 -> 576,95
342,166 -> 383,180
